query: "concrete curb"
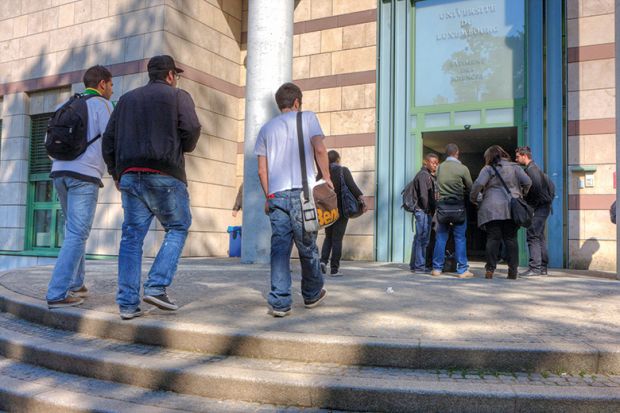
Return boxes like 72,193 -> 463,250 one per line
0,326 -> 618,413
0,285 -> 618,374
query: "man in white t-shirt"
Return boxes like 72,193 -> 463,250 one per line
254,82 -> 332,317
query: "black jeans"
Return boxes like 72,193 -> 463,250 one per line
526,205 -> 550,272
485,220 -> 519,275
321,217 -> 349,271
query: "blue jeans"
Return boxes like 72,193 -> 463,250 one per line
267,189 -> 324,311
117,173 -> 191,312
47,177 -> 99,302
432,219 -> 469,274
410,210 -> 432,272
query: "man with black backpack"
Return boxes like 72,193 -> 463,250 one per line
46,65 -> 114,309
515,146 -> 555,276
404,153 -> 438,274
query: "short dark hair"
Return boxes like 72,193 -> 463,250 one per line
484,145 -> 511,166
275,82 -> 302,110
515,146 -> 532,158
328,150 -> 340,164
424,153 -> 439,161
445,143 -> 459,157
83,65 -> 112,88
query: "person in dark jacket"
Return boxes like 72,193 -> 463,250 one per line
471,145 -> 531,279
515,146 -> 553,276
409,153 -> 439,273
319,150 -> 367,276
102,55 -> 201,320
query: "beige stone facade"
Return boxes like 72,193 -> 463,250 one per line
0,0 -> 617,271
566,0 -> 616,270
0,0 -> 377,264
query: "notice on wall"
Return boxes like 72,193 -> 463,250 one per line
414,0 -> 525,107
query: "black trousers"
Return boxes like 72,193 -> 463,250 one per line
526,205 -> 550,272
485,219 -> 519,275
321,217 -> 349,271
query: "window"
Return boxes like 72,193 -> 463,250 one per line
27,113 -> 64,250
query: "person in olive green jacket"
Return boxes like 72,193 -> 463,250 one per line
431,143 -> 474,278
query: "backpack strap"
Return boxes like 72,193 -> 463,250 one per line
296,111 -> 310,202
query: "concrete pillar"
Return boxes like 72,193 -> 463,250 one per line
241,1 -> 294,264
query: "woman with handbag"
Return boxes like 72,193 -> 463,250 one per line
319,150 -> 367,276
470,145 -> 531,280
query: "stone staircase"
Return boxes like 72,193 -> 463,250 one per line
0,286 -> 618,412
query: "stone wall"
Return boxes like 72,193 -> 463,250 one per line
566,0 -> 616,270
0,0 -> 244,258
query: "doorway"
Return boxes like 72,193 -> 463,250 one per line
422,127 -> 519,260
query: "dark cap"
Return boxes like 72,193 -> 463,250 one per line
147,55 -> 184,74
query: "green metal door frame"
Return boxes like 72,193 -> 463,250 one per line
378,0 -> 536,263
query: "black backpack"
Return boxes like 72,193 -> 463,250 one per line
539,170 -> 556,205
401,179 -> 417,212
44,93 -> 99,161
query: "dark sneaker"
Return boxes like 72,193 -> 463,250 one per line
143,293 -> 178,311
541,268 -> 548,275
320,262 -> 327,274
329,268 -> 342,277
48,295 -> 84,309
120,307 -> 144,320
519,269 -> 541,277
304,289 -> 327,308
269,308 -> 291,318
69,285 -> 89,298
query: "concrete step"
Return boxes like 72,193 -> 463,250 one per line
0,356 -> 330,413
1,286 -> 617,375
0,312 -> 618,412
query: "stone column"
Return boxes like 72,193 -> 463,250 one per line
241,1 -> 294,264
0,93 -> 30,251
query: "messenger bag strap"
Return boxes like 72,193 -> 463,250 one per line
490,164 -> 512,198
296,111 -> 310,202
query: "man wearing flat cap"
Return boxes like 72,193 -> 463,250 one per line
103,55 -> 201,320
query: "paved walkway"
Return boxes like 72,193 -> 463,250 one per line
1,258 -> 618,347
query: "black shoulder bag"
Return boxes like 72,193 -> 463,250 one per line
339,167 -> 364,219
435,165 -> 467,226
491,164 -> 534,228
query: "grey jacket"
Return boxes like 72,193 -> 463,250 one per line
470,159 -> 532,228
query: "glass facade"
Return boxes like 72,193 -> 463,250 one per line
414,0 -> 525,107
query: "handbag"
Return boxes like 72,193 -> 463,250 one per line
436,198 -> 466,225
340,167 -> 363,219
296,112 -> 339,232
491,164 -> 534,228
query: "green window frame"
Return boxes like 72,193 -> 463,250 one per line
25,113 -> 65,251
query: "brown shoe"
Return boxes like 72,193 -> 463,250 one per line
69,285 -> 89,298
48,295 -> 84,309
485,271 -> 493,279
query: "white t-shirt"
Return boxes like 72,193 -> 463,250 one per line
254,111 -> 324,195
